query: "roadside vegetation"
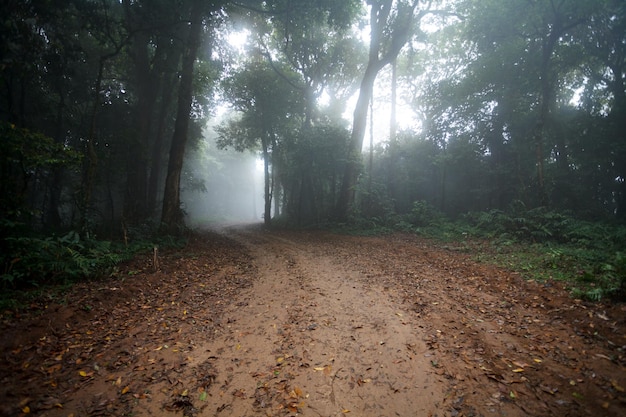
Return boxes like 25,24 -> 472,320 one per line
2,0 -> 625,310
3,201 -> 624,312
339,201 -> 626,303
0,222 -> 186,311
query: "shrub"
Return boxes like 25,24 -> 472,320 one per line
1,230 -> 137,289
407,200 -> 444,227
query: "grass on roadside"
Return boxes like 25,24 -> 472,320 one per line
338,202 -> 626,302
0,223 -> 188,312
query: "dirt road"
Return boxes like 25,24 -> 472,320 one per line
1,226 -> 625,416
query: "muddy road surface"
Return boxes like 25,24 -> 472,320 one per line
1,226 -> 625,416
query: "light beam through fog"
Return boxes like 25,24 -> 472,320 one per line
181,126 -> 264,228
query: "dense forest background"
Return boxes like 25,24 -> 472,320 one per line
1,0 -> 625,299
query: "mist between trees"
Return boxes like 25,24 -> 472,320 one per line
1,1 -> 625,236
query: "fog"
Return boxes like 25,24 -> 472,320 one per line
181,126 -> 264,228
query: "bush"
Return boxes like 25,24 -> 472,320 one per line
407,200 -> 444,227
422,205 -> 626,302
1,230 -> 140,289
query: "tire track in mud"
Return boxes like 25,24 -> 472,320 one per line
4,228 -> 623,417
181,229 -> 447,416
320,233 -> 626,417
129,227 -> 624,417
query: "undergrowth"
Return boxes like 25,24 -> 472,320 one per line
349,201 -> 626,302
0,222 -> 187,311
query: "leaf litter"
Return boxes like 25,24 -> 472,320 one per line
0,227 -> 624,416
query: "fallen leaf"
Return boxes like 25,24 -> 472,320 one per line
291,386 -> 303,398
121,386 -> 130,395
611,380 -> 625,392
47,364 -> 62,374
199,391 -> 207,401
512,368 -> 524,373
540,385 -> 558,395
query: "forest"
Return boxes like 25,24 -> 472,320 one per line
1,0 -> 625,302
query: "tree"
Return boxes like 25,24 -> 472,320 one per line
122,0 -> 176,222
239,0 -> 362,223
244,0 -> 362,127
216,60 -> 303,225
336,0 -> 436,220
161,0 -> 207,232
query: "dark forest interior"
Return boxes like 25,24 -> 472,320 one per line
1,0 -> 625,301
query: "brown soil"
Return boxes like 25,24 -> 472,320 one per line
1,226 -> 625,417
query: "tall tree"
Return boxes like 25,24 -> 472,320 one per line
336,0 -> 435,220
216,60 -> 303,224
246,0 -> 362,127
161,0 -> 206,231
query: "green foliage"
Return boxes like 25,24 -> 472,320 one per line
1,231 -> 129,289
0,219 -> 187,309
571,251 -> 626,302
279,123 -> 351,225
407,200 -> 445,228
452,206 -> 626,301
0,122 -> 81,220
350,202 -> 626,302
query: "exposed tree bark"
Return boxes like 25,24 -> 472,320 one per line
336,0 -> 424,220
262,134 -> 272,225
81,57 -> 105,235
390,57 -> 398,142
147,47 -> 182,216
46,85 -> 66,229
534,6 -> 586,207
123,27 -> 156,223
160,0 -> 204,232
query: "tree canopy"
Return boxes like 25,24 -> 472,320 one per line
1,0 -> 625,238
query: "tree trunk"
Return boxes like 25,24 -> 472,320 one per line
147,48 -> 181,216
534,26 -> 558,207
123,29 -> 156,223
336,65 -> 379,219
335,0 -> 421,220
46,86 -> 66,229
262,135 -> 272,225
160,1 -> 203,232
390,57 -> 398,142
81,57 -> 105,235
